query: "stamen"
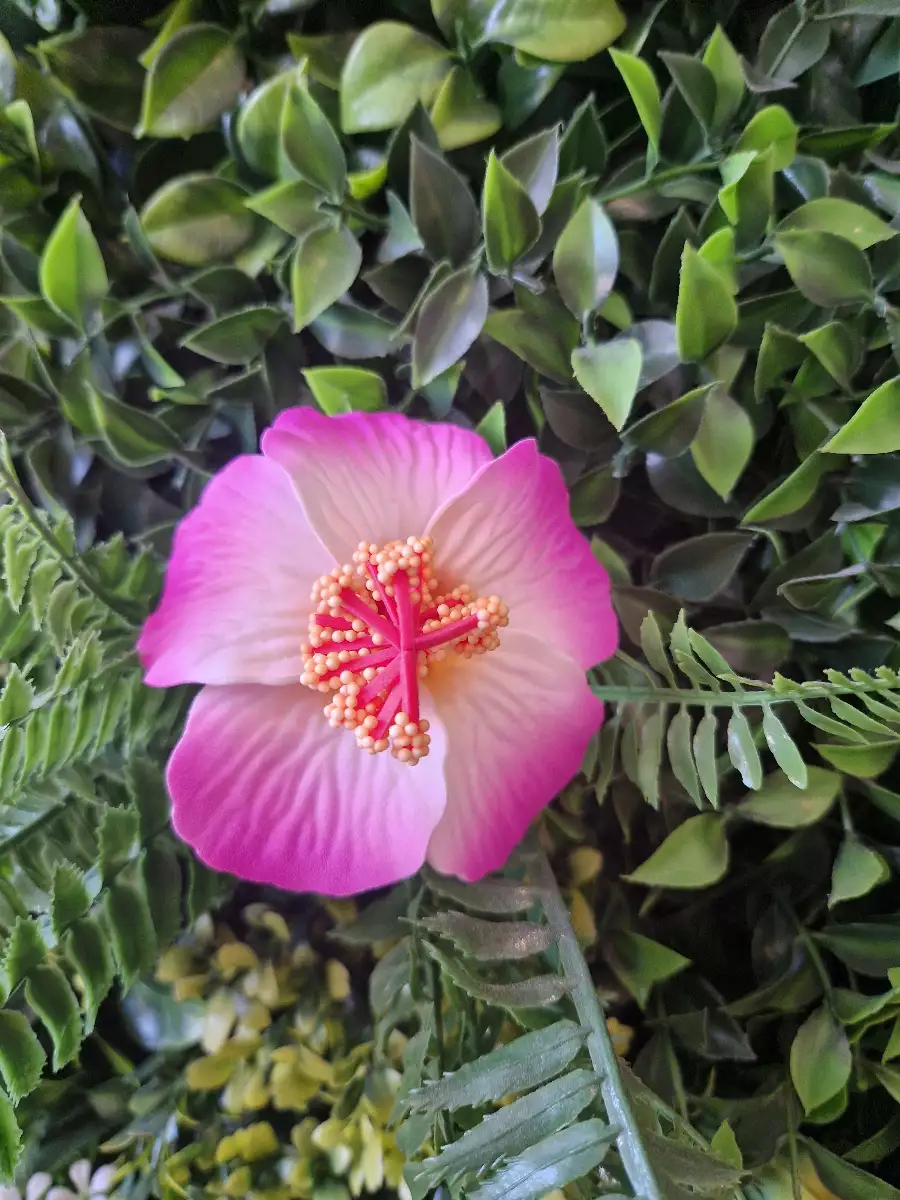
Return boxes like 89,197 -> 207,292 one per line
301,535 -> 508,764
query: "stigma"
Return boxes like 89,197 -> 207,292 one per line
300,536 -> 508,764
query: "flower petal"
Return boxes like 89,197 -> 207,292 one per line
261,409 -> 491,563
87,1166 -> 116,1197
26,1176 -> 51,1200
167,683 -> 448,896
67,1164 -> 90,1196
139,456 -> 331,687
426,439 -> 617,670
424,632 -> 603,880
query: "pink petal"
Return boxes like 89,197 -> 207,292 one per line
139,456 -> 332,687
426,439 -> 617,671
425,632 -> 603,880
167,682 -> 448,896
261,409 -> 491,563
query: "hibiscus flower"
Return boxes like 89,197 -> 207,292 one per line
139,411 -> 617,895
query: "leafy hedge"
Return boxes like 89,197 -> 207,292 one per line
5,0 -> 900,1195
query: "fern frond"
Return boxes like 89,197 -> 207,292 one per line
590,610 -> 900,809
373,842 -> 742,1200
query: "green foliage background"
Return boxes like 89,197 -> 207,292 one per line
6,0 -> 900,1195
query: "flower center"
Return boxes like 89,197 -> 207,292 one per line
300,536 -> 508,765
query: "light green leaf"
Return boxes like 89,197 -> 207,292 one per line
824,378 -> 900,455
728,709 -> 763,790
421,910 -> 552,963
762,708 -> 808,788
606,930 -> 690,1008
291,224 -> 361,332
39,196 -> 107,332
141,174 -> 259,266
430,66 -> 502,151
479,0 -> 625,62
691,387 -> 753,499
0,1088 -> 21,1185
676,243 -> 737,362
737,767 -> 839,827
25,964 -> 82,1071
736,104 -> 797,170
501,127 -> 559,216
790,1005 -> 851,1114
609,48 -> 660,151
624,814 -> 729,889
702,25 -> 744,131
236,70 -> 292,178
571,338 -> 642,431
302,366 -> 387,414
778,198 -> 895,250
137,23 -> 244,139
476,401 -> 507,455
482,150 -> 540,273
552,198 -> 619,318
830,839 -> 890,908
340,23 -> 451,134
245,179 -> 327,237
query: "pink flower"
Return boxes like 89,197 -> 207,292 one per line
139,410 -> 617,895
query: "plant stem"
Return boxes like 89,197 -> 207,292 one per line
529,841 -> 663,1200
596,161 -> 721,204
590,679 -> 900,707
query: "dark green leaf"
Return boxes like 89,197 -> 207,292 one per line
775,230 -> 874,306
280,77 -> 346,200
181,306 -> 284,364
0,1088 -> 21,1185
467,1119 -> 616,1200
650,532 -> 753,602
25,963 -> 81,1071
816,924 -> 900,976
420,912 -> 553,961
0,1012 -> 45,1104
410,136 -> 478,266
412,266 -> 487,388
141,175 -> 259,266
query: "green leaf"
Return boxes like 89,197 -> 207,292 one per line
728,709 -> 762,789
105,882 -> 157,989
245,179 -> 327,237
410,136 -> 478,266
737,767 -> 839,828
302,366 -> 387,414
51,862 -> 92,938
778,198 -> 895,250
25,963 -> 82,1071
98,806 -> 140,885
799,321 -> 860,390
0,665 -> 33,723
424,942 -> 567,1010
467,1120 -> 616,1200
66,919 -> 114,1032
660,51 -> 717,131
609,48 -> 660,152
412,266 -> 488,388
4,919 -> 46,992
736,104 -> 797,170
291,225 -> 361,333
691,388 -> 753,499
742,451 -> 839,524
142,844 -> 183,947
476,401 -> 507,455
650,532 -> 753,602
816,739 -> 899,779
236,70 -> 292,178
761,710 -> 808,788
816,924 -> 900,976
805,1140 -> 900,1200
483,151 -> 540,274
791,1005 -> 851,1114
431,66 -> 502,152
141,174 -> 259,266
0,1013 -> 45,1104
405,1070 -> 598,1200
287,31 -> 356,90
408,1021 -> 585,1114
280,78 -> 346,200
0,1088 -> 21,1185
181,306 -> 283,365
676,243 -> 737,362
87,388 -> 182,468
479,0 -> 625,62
137,23 -> 244,139
569,466 -> 618,527
39,196 -> 107,332
775,230 -> 874,306
559,96 -> 607,179
830,839 -> 890,908
501,127 -> 559,216
552,198 -> 618,319
702,25 -> 744,131
606,931 -> 690,1008
37,26 -> 148,131
571,338 -> 642,431
824,378 -> 900,455
624,814 -> 729,889
340,23 -> 451,134
424,873 -> 536,914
